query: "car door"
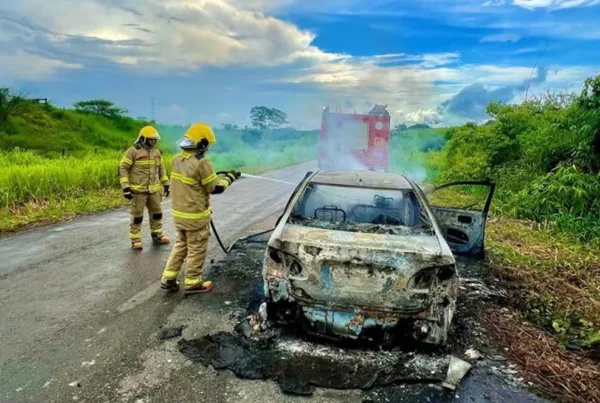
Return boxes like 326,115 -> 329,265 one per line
426,181 -> 495,258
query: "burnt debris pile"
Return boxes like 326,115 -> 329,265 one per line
179,330 -> 468,396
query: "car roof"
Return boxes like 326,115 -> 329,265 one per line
309,170 -> 414,190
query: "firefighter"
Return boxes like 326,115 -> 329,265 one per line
160,123 -> 240,294
119,125 -> 170,249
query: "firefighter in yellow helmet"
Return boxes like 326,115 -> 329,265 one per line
160,123 -> 240,294
119,125 -> 170,249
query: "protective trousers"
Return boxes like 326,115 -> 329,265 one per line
129,192 -> 163,242
162,225 -> 210,289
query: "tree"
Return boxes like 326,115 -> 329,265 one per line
74,99 -> 128,118
250,106 -> 288,130
0,88 -> 25,125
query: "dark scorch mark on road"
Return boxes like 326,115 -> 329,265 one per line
179,331 -> 452,396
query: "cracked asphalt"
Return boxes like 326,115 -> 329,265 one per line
0,161 -> 548,403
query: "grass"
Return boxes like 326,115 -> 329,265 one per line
0,141 -> 317,233
486,218 -> 600,350
0,189 -> 124,232
1,104 -> 147,152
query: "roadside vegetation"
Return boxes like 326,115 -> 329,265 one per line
404,75 -> 600,402
0,89 -> 317,232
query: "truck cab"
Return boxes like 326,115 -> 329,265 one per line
319,105 -> 391,172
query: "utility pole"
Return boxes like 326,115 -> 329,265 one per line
151,97 -> 155,122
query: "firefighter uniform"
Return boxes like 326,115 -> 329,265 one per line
160,123 -> 239,294
119,126 -> 170,249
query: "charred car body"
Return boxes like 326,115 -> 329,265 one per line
263,170 -> 494,345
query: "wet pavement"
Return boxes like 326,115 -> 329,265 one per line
0,161 -> 549,403
0,162 -> 311,403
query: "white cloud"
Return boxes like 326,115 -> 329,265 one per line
512,0 -> 600,9
0,0 -> 321,77
484,0 -> 508,5
0,0 -> 597,126
395,108 -> 441,124
481,32 -> 522,42
159,103 -> 188,125
0,50 -> 82,81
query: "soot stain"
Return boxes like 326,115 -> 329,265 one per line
179,331 -> 451,396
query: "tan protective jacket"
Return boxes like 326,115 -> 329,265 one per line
119,144 -> 168,193
170,151 -> 233,230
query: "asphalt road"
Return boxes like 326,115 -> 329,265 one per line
0,162 -> 312,403
0,161 -> 547,403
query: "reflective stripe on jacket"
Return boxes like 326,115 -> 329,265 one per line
170,151 -> 233,230
119,145 -> 168,194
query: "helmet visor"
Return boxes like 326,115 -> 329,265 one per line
177,138 -> 197,149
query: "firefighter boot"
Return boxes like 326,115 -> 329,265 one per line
152,234 -> 170,244
132,241 -> 143,250
160,278 -> 180,292
184,281 -> 214,295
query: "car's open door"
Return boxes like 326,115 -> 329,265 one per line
427,181 -> 495,259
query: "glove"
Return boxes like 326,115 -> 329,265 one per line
229,170 -> 242,179
163,184 -> 170,198
123,187 -> 133,200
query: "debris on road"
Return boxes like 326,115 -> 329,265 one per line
234,302 -> 269,339
159,326 -> 184,340
465,348 -> 483,360
81,360 -> 96,366
189,237 -> 544,401
68,381 -> 81,387
441,356 -> 471,390
179,331 -> 467,396
460,278 -> 508,300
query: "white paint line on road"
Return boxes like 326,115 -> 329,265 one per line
117,283 -> 162,314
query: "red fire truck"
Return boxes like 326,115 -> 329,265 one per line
319,104 -> 391,172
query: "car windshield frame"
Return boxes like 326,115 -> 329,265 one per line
288,182 -> 434,235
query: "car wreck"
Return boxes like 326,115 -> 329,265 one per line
263,170 -> 494,346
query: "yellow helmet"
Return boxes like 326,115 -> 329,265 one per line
137,125 -> 160,143
178,122 -> 216,150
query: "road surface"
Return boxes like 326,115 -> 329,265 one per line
0,161 -> 546,403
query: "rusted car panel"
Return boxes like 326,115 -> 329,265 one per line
268,224 -> 453,309
263,171 -> 492,345
426,181 -> 495,259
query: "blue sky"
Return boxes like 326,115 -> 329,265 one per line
1,0 -> 599,128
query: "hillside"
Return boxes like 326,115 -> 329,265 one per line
0,102 -> 150,153
0,99 -> 318,156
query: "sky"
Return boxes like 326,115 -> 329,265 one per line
1,0 -> 599,129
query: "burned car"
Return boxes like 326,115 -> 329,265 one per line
263,170 -> 494,345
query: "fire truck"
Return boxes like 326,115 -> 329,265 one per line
319,104 -> 391,172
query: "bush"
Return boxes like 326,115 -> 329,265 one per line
430,74 -> 600,241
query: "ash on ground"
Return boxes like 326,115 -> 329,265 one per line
182,236 -> 546,401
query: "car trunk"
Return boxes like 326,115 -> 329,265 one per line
271,224 -> 454,310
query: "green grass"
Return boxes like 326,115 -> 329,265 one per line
487,218 -> 600,351
0,98 -> 318,232
1,104 -> 147,152
0,189 -> 124,232
0,140 -> 317,233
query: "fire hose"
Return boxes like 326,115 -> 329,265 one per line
209,172 -> 295,254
